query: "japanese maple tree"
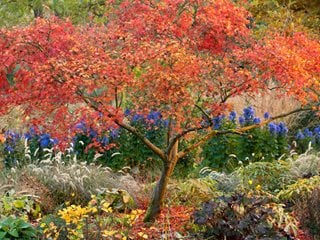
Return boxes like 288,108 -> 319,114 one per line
0,0 -> 319,222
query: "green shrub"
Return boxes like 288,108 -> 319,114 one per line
0,216 -> 38,239
167,178 -> 218,205
236,160 -> 293,193
0,191 -> 41,220
200,107 -> 289,172
201,160 -> 295,194
111,126 -> 165,170
277,176 -> 320,202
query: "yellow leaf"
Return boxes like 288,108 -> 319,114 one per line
138,232 -> 148,239
13,200 -> 25,209
102,230 -> 118,237
0,134 -> 5,143
142,234 -> 148,239
102,202 -> 113,213
122,192 -> 131,204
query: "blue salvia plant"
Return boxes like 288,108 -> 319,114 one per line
201,106 -> 289,172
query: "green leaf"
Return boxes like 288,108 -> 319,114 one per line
1,216 -> 14,226
6,73 -> 15,86
0,231 -> 7,238
21,229 -> 37,237
13,200 -> 25,209
3,200 -> 12,213
5,64 -> 20,86
17,220 -> 31,229
8,229 -> 19,238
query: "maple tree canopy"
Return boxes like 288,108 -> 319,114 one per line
0,0 -> 319,146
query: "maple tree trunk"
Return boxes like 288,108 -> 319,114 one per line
143,142 -> 179,222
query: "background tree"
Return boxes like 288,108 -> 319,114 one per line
0,0 -> 107,27
241,0 -> 320,36
0,0 -> 319,222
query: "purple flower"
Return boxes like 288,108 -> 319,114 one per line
39,133 -> 51,148
89,129 -> 97,138
52,138 -> 59,145
303,128 -> 313,138
24,132 -> 32,140
239,116 -> 245,125
243,106 -> 255,121
4,145 -> 14,153
147,111 -> 161,122
253,117 -> 261,124
101,136 -> 109,145
296,131 -> 305,140
268,122 -> 280,135
124,109 -> 131,116
29,126 -> 36,135
213,115 -> 224,129
110,129 -> 119,139
278,122 -> 288,136
314,126 -> 320,138
24,127 -> 38,141
5,130 -> 20,142
263,112 -> 270,119
132,113 -> 144,122
229,111 -> 237,121
75,121 -> 86,131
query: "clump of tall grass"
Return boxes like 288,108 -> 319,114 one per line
199,167 -> 241,193
288,145 -> 320,178
26,152 -> 140,205
0,139 -> 141,207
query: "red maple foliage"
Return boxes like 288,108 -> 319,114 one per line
0,0 -> 319,221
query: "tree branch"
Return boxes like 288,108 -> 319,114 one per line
75,88 -> 166,161
195,104 -> 211,122
165,124 -> 210,155
165,104 -> 212,155
115,120 -> 166,161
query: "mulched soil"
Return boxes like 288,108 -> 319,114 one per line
128,205 -> 194,239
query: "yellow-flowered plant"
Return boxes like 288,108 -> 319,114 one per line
126,209 -> 144,226
57,204 -> 98,239
101,209 -> 145,239
58,205 -> 95,225
41,193 -> 138,239
40,222 -> 59,240
101,201 -> 113,214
